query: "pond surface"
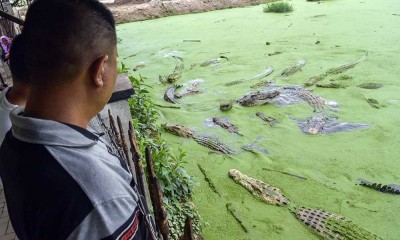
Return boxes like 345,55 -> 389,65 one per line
117,0 -> 400,239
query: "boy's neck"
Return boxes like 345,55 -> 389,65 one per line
6,84 -> 29,106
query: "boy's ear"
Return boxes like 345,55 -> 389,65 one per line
90,55 -> 109,87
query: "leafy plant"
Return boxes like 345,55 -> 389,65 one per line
167,202 -> 201,239
118,62 -> 129,74
263,1 -> 294,13
128,73 -> 201,239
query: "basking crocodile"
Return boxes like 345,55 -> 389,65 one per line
225,66 -> 274,87
228,169 -> 289,206
237,90 -> 280,107
357,178 -> 400,194
326,52 -> 368,75
193,134 -> 235,154
294,114 -> 369,134
280,59 -> 306,77
255,112 -> 278,126
212,117 -> 241,135
163,85 -> 182,103
294,207 -> 381,240
162,124 -> 193,138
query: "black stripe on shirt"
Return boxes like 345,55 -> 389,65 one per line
0,131 -> 94,240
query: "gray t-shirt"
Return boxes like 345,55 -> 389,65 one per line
0,87 -> 18,144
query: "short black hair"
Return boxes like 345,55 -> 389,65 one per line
23,0 -> 116,84
9,34 -> 28,84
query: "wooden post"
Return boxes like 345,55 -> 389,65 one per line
117,116 -> 130,163
128,121 -> 147,201
145,147 -> 169,240
179,217 -> 195,240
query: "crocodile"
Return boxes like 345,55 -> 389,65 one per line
163,85 -> 182,103
357,82 -> 383,89
304,74 -> 327,87
357,178 -> 400,194
225,79 -> 244,87
255,112 -> 278,126
228,169 -> 289,206
250,79 -> 275,89
200,56 -> 228,67
241,144 -> 269,154
336,75 -> 353,80
306,74 -> 353,87
248,67 -> 274,81
166,56 -> 184,83
280,59 -> 306,77
174,88 -> 201,98
212,117 -> 241,135
281,86 -> 327,112
162,124 -> 193,138
174,80 -> 203,99
237,90 -> 280,107
294,114 -> 369,134
316,82 -> 347,89
225,66 -> 274,87
159,75 -> 168,84
294,207 -> 381,240
304,53 -> 367,87
241,144 -> 258,153
326,52 -> 367,75
193,134 -> 235,154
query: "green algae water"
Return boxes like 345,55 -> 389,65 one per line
117,0 -> 400,239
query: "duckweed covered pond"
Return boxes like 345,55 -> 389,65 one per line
117,0 -> 400,239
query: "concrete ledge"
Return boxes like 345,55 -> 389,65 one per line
109,74 -> 134,104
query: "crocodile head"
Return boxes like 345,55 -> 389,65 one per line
162,124 -> 193,138
167,73 -> 181,83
